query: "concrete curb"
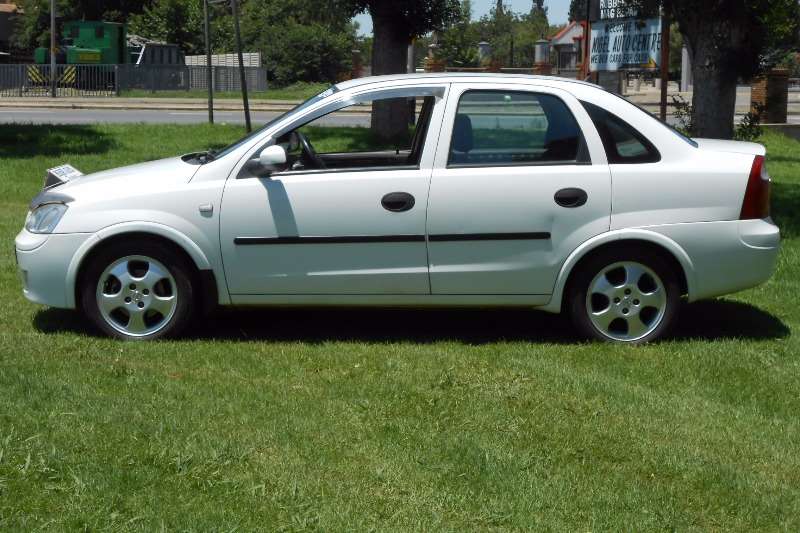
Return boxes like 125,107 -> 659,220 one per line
0,99 -> 381,113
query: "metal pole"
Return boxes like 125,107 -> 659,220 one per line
230,0 -> 251,132
203,0 -> 214,124
583,0 -> 591,80
660,12 -> 670,122
50,0 -> 56,98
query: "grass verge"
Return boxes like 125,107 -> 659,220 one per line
0,124 -> 798,530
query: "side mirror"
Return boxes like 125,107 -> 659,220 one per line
260,144 -> 287,168
250,145 -> 287,175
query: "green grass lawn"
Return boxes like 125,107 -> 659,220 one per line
1,123 -> 799,530
121,81 -> 330,101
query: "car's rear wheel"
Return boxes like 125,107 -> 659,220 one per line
567,248 -> 681,343
80,240 -> 195,340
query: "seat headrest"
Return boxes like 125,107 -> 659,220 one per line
451,114 -> 473,153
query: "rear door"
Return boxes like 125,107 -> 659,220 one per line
426,82 -> 611,295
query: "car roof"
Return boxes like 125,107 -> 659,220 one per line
334,72 -> 603,93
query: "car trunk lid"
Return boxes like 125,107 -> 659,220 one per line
693,138 -> 766,156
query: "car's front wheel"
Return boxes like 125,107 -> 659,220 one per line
567,248 -> 681,343
80,240 -> 196,340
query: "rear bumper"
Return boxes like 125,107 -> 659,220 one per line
652,218 -> 780,301
15,229 -> 92,309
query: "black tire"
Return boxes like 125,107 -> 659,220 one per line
79,238 -> 196,340
566,246 -> 681,344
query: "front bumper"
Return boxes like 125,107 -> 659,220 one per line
15,229 -> 93,309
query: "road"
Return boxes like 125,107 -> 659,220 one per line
1,106 -> 797,127
0,108 -> 371,127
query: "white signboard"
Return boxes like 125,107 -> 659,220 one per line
589,17 -> 662,71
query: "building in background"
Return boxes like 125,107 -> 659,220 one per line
549,21 -> 585,77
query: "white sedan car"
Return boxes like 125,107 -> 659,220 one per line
15,74 -> 779,343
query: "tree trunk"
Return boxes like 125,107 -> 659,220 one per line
689,36 -> 738,139
370,11 -> 412,142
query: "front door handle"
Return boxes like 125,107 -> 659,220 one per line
554,188 -> 588,208
381,192 -> 415,212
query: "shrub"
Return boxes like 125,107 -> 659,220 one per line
260,23 -> 353,87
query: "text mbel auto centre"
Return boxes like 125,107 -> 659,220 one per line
588,0 -> 662,72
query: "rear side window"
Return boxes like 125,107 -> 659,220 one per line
448,90 -> 588,167
580,101 -> 660,164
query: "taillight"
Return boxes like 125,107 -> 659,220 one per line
740,155 -> 771,220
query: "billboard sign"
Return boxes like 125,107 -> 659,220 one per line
589,16 -> 662,71
589,0 -> 656,22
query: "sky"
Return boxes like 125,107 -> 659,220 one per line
353,0 -> 571,36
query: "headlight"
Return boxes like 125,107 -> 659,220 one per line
25,203 -> 68,234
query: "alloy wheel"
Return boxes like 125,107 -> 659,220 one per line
585,261 -> 668,342
95,255 -> 178,337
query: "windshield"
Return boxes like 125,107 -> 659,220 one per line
211,85 -> 339,159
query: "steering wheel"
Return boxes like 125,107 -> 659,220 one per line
295,131 -> 326,169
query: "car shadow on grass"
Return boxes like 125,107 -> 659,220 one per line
0,124 -> 117,159
33,298 -> 789,344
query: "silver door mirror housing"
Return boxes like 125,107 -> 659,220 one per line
259,145 -> 287,170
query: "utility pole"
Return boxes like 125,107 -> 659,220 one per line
203,0 -> 213,124
230,0 -> 251,132
50,0 -> 56,98
659,11 -> 670,122
583,0 -> 591,80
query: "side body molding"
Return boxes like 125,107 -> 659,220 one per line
540,228 -> 697,313
64,221 -> 230,308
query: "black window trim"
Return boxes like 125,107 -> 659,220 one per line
446,89 -> 591,169
579,100 -> 662,165
272,164 -> 421,178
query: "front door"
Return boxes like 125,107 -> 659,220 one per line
426,84 -> 611,295
220,86 -> 446,295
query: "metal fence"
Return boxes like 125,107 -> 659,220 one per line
0,63 -> 268,97
0,64 -> 119,97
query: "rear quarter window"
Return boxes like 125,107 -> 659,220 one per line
580,101 -> 661,164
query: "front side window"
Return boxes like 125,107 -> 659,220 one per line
448,90 -> 587,167
580,101 -> 661,164
274,93 -> 437,172
213,86 -> 338,160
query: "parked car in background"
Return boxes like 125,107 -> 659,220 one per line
15,74 -> 779,343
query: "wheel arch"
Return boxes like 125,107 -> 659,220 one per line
542,229 -> 695,313
67,222 -> 220,312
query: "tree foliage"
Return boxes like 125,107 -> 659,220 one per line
246,21 -> 355,86
11,0 -> 151,50
471,1 -> 550,67
439,0 -> 479,67
128,0 -> 206,54
345,0 -> 459,43
568,0 -> 587,22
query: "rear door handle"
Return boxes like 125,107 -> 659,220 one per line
554,188 -> 588,208
381,192 -> 415,212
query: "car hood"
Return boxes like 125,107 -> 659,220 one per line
693,138 -> 766,156
28,156 -> 201,209
63,156 -> 199,191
